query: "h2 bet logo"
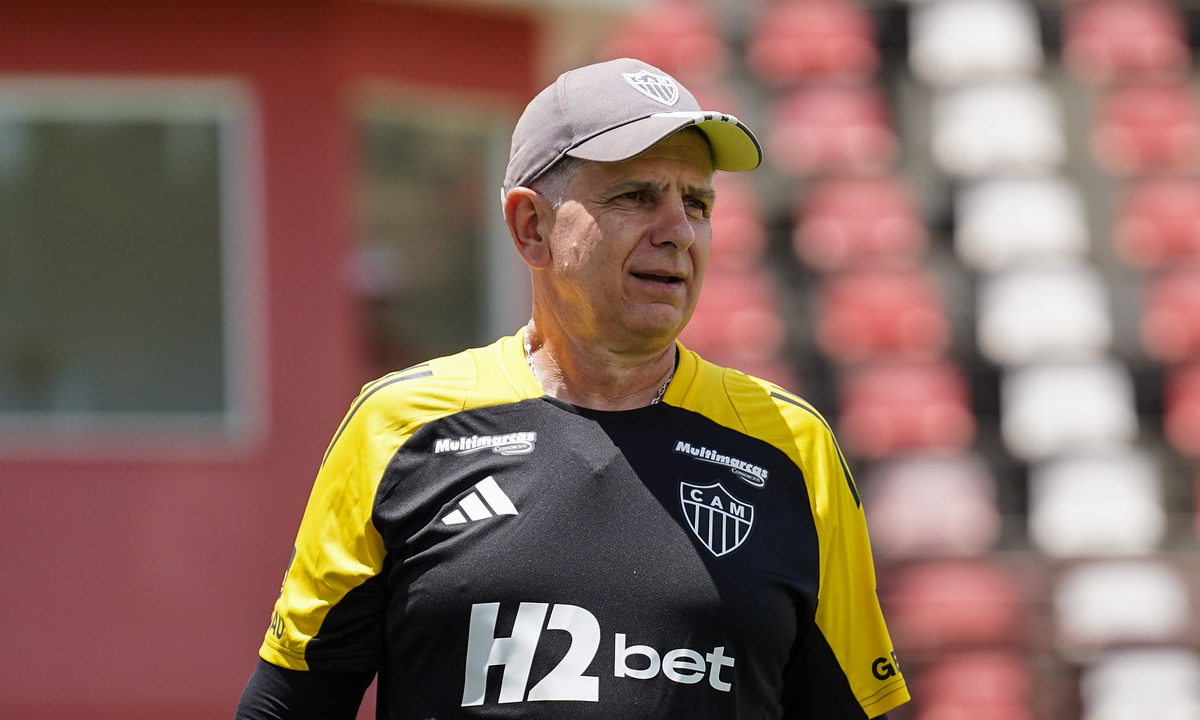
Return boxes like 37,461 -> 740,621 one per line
461,602 -> 736,706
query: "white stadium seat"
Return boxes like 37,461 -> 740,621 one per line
1028,449 -> 1164,557
954,174 -> 1089,271
909,0 -> 1043,86
976,263 -> 1113,365
932,79 -> 1065,177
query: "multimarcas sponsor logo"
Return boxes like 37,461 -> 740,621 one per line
673,440 -> 768,487
435,432 -> 537,456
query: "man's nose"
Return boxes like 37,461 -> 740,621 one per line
651,199 -> 699,251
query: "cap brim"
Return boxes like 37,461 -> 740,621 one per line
567,112 -> 762,172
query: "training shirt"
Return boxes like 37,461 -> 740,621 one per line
259,330 -> 909,719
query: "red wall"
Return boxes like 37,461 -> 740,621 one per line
0,2 -> 536,717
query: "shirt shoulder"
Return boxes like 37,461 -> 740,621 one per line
669,344 -> 861,510
323,332 -> 541,466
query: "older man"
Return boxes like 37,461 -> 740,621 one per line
237,57 -> 909,720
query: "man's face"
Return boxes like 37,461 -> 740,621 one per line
538,130 -> 716,353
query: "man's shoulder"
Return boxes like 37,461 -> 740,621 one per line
683,351 -> 831,434
347,334 -> 532,430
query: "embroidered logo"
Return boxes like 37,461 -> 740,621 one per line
674,440 -> 768,487
442,476 -> 519,525
622,70 -> 680,106
435,432 -> 537,456
680,483 -> 754,557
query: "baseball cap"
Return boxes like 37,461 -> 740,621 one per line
502,57 -> 762,195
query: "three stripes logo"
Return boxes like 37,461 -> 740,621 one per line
680,482 -> 754,557
442,476 -> 519,526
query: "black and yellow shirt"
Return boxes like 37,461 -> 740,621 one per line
260,330 -> 909,719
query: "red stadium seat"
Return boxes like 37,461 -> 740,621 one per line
793,174 -> 927,271
597,0 -> 728,80
746,0 -> 879,85
1091,81 -> 1200,176
1164,362 -> 1200,457
710,173 -> 768,270
1141,268 -> 1200,363
881,562 -> 1024,653
1113,175 -> 1200,269
815,267 -> 950,362
1064,0 -> 1190,84
768,83 -> 897,175
837,359 -> 975,458
915,650 -> 1035,720
680,266 -> 786,367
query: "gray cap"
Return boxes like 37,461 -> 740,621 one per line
502,57 -> 762,194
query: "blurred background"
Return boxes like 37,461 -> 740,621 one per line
3,0 -> 1200,717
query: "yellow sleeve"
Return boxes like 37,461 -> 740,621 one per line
704,362 -> 908,717
258,369 -> 425,671
796,396 -> 910,717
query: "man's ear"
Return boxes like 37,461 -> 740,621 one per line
504,188 -> 553,269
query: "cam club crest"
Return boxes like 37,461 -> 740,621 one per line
680,482 -> 754,557
622,70 -> 680,106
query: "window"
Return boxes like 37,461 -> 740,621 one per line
355,96 -> 528,376
0,79 -> 262,446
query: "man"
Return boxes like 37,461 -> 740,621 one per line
236,57 -> 909,719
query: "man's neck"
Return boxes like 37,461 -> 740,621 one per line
523,323 -> 677,411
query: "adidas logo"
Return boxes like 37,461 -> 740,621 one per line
442,476 -> 518,525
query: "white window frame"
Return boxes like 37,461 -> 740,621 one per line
0,77 -> 266,455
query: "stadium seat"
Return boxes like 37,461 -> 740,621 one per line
862,452 -> 1000,558
1163,362 -> 1200,457
976,263 -> 1113,365
1091,81 -> 1200,176
1028,449 -> 1165,557
597,0 -> 728,80
1114,175 -> 1200,269
932,79 -> 1066,177
815,267 -> 951,362
1063,0 -> 1191,85
679,266 -> 786,366
837,359 -> 975,459
915,650 -> 1035,720
1000,359 -> 1139,461
1140,268 -> 1200,363
1080,648 -> 1200,720
792,174 -> 927,271
954,173 -> 1089,271
909,0 -> 1043,87
746,0 -> 879,85
709,172 -> 768,270
768,83 -> 897,175
1054,560 -> 1191,652
882,561 -> 1024,652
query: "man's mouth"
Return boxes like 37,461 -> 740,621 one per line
632,272 -> 683,284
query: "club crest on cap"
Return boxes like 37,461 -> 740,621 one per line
622,70 -> 679,107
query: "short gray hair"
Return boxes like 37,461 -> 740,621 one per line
528,156 -> 589,208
